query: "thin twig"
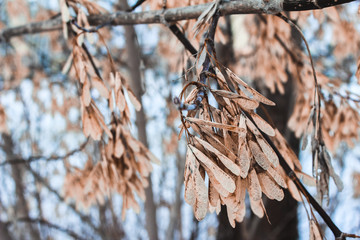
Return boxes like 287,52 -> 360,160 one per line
174,13 -> 219,111
6,217 -> 87,240
0,139 -> 89,166
168,24 -> 197,56
128,0 -> 148,12
71,19 -> 111,33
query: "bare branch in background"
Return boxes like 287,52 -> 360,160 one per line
0,139 -> 89,166
5,217 -> 87,240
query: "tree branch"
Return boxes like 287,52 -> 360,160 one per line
6,217 -> 87,240
0,139 -> 88,166
0,0 -> 355,41
0,16 -> 62,42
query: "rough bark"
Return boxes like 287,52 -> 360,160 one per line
0,0 -> 355,41
119,1 -> 159,240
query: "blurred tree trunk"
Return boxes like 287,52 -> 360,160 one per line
0,221 -> 13,240
118,1 -> 159,240
216,15 -> 299,240
99,203 -> 110,239
165,147 -> 184,240
248,78 -> 299,240
2,133 -> 41,240
97,201 -> 125,240
249,20 -> 303,240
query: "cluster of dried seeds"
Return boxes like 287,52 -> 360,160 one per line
64,6 -> 155,215
72,41 -> 141,139
322,99 -> 360,151
180,64 -> 304,226
288,86 -> 360,154
63,118 -> 159,217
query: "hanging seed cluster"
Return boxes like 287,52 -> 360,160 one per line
64,118 -> 159,218
65,21 -> 157,217
180,65 -> 303,226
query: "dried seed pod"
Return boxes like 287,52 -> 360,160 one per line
250,112 -> 276,137
189,145 -> 236,193
209,181 -> 220,207
249,197 -> 264,218
248,140 -> 271,170
309,219 -> 322,240
194,136 -> 240,176
255,135 -> 279,167
258,172 -> 284,201
287,179 -> 302,202
193,166 -> 209,220
238,139 -> 251,178
248,169 -> 262,201
267,166 -> 287,189
63,117 -> 157,217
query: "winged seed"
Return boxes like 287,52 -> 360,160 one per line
248,140 -> 270,170
249,197 -> 264,218
193,167 -> 208,220
250,112 -> 276,137
238,141 -> 251,178
126,89 -> 142,111
256,136 -> 279,167
194,136 -> 240,176
186,117 -> 245,133
189,145 -> 236,193
248,169 -> 262,201
258,172 -> 284,201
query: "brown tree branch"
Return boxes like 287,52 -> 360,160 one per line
0,0 -> 355,42
0,139 -> 89,166
6,217 -> 87,240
